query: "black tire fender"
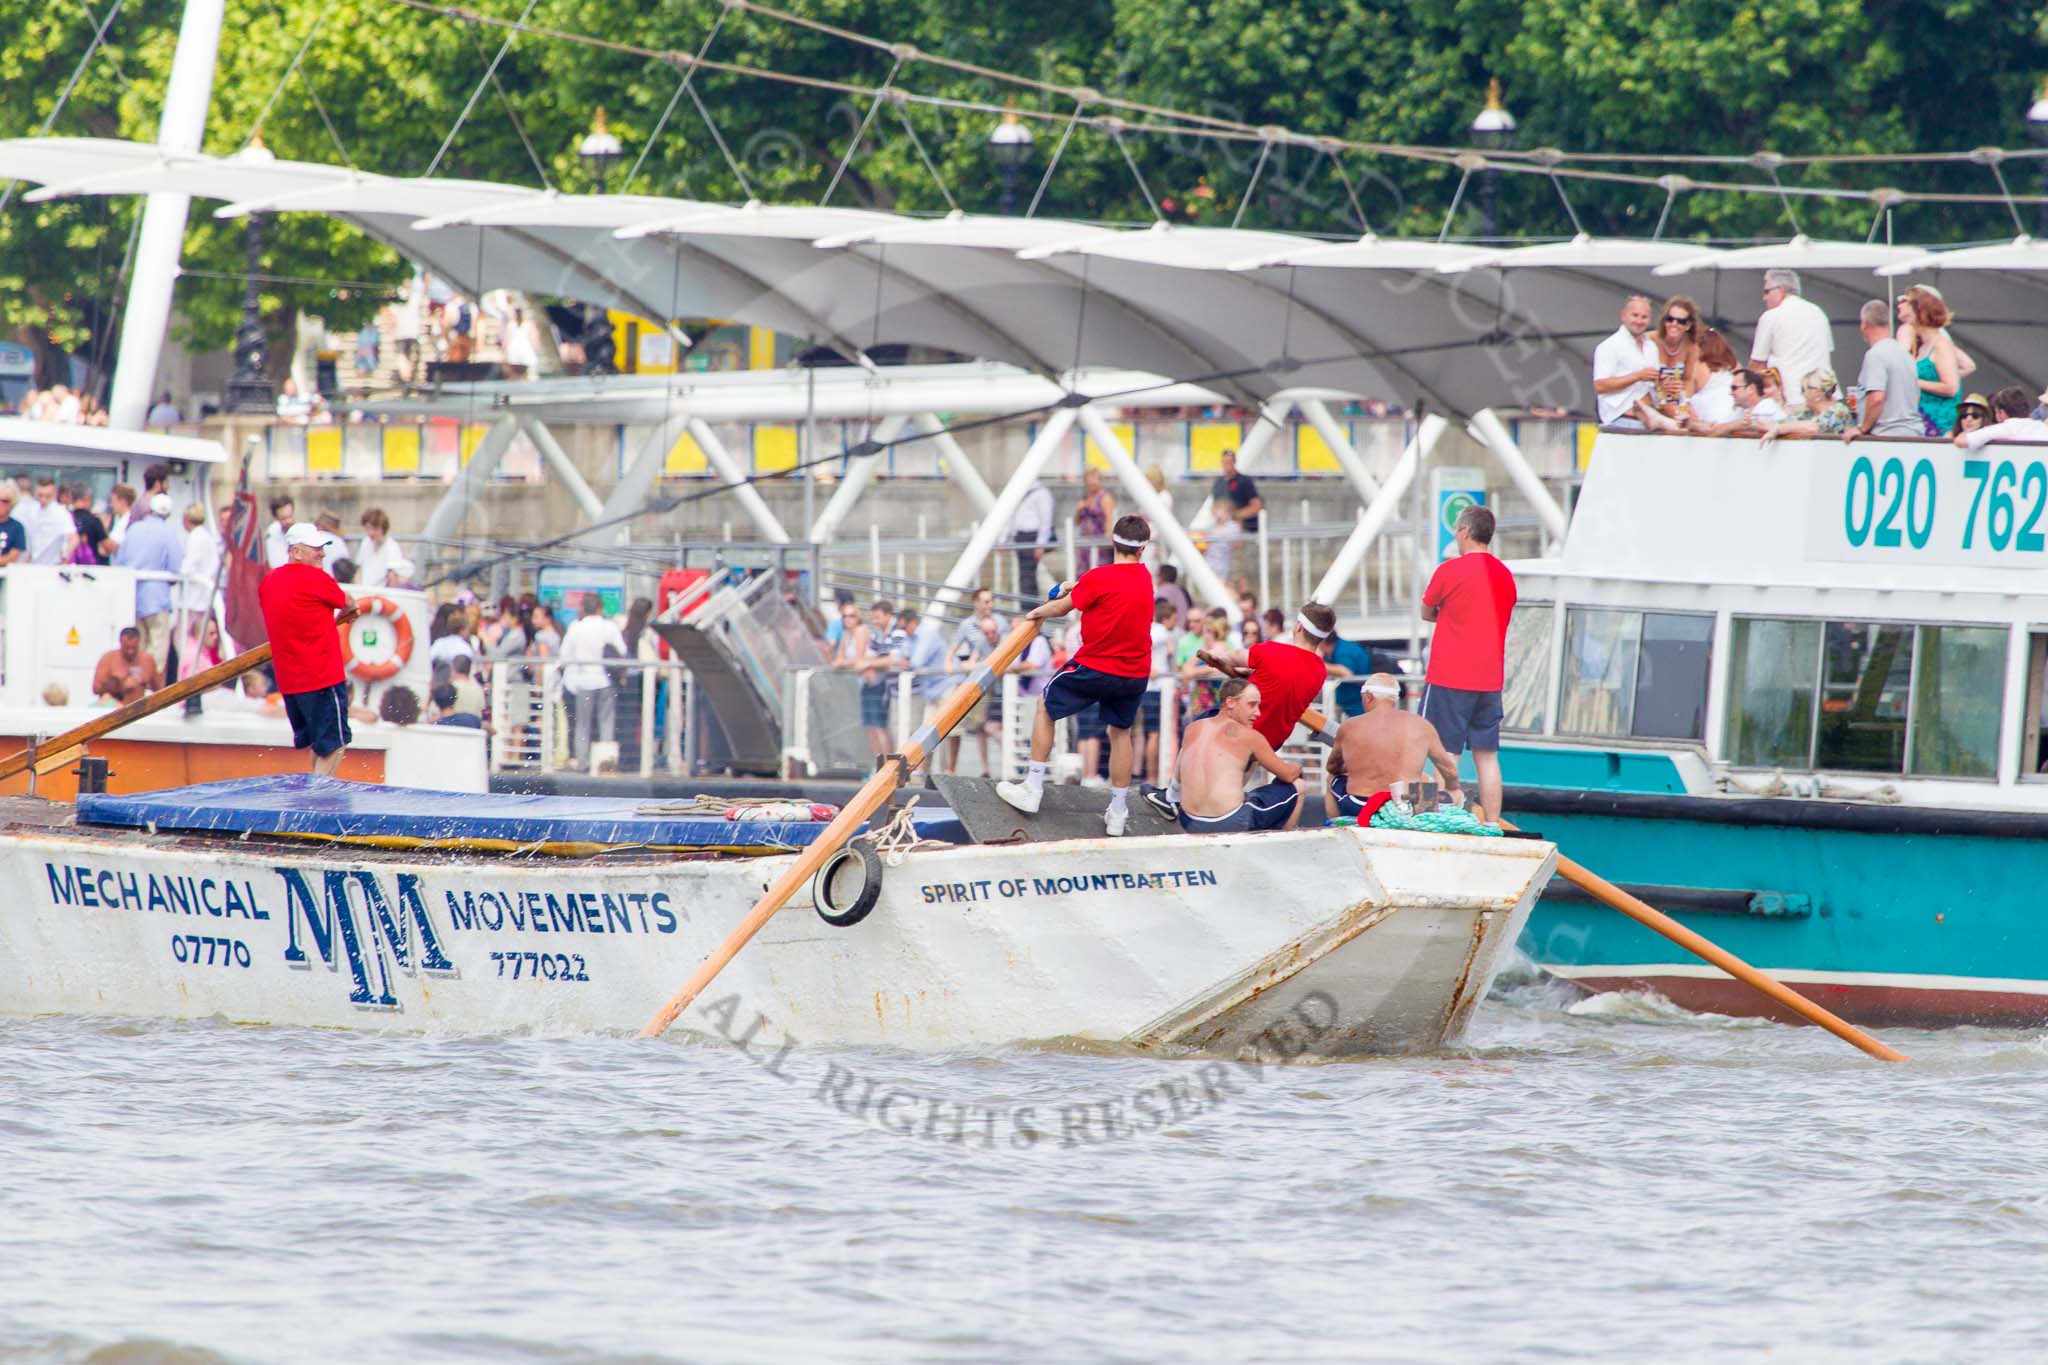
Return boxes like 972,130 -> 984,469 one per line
814,840 -> 883,927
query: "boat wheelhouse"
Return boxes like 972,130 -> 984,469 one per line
1506,429 -> 2048,1026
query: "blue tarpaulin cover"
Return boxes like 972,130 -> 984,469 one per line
77,775 -> 914,849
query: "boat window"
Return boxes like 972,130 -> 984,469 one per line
1633,613 -> 1714,740
1559,608 -> 1711,741
1815,623 -> 1914,772
2024,634 -> 2048,779
1501,604 -> 1552,732
1726,618 -> 1822,766
1909,626 -> 2005,778
1559,609 -> 1638,736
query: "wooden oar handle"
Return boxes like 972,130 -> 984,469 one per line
0,602 -> 364,785
638,614 -> 1045,1039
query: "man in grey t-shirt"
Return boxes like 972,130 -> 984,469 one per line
1844,298 -> 1925,440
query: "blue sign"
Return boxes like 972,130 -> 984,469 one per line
1430,466 -> 1487,561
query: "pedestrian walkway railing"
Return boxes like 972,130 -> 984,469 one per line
486,656 -> 688,777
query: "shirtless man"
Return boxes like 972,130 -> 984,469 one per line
1326,673 -> 1462,821
1174,679 -> 1304,835
1149,600 -> 1334,821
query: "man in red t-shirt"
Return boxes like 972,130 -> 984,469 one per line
1420,504 -> 1518,821
998,514 -> 1153,836
1149,600 -> 1335,821
258,523 -> 354,777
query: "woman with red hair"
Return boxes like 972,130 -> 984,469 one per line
1896,286 -> 1960,435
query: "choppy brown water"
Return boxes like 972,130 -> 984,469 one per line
4,979 -> 2042,1363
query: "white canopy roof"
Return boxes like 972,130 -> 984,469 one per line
5,137 -> 2044,414
0,417 -> 226,464
1652,234 -> 1925,277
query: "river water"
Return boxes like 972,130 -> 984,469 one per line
4,977 -> 2044,1363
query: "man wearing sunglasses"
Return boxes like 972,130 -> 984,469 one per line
1749,267 -> 1833,403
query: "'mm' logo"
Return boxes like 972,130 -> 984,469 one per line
279,868 -> 455,1009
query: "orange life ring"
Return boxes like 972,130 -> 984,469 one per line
342,595 -> 415,682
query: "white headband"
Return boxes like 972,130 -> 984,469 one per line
1295,613 -> 1331,640
1111,534 -> 1148,550
1364,683 -> 1400,698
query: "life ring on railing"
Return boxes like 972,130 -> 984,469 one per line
343,595 -> 415,682
813,840 -> 883,928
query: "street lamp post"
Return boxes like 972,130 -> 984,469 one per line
2027,78 -> 2048,238
224,135 -> 276,413
988,107 -> 1035,215
578,107 -> 622,195
1469,78 -> 1517,241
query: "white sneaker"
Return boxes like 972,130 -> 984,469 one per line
1104,804 -> 1128,836
995,780 -> 1043,814
1080,775 -> 1108,790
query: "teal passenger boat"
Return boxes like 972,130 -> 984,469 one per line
1500,429 -> 2048,1027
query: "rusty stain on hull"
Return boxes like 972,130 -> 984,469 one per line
1433,910 -> 1498,1046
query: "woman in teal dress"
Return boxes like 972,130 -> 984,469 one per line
1896,286 -> 1960,435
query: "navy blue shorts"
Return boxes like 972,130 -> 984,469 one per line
860,682 -> 890,729
1042,664 -> 1146,731
283,680 -> 353,757
1177,780 -> 1299,834
1139,688 -> 1162,732
1329,775 -> 1375,819
1421,684 -> 1503,754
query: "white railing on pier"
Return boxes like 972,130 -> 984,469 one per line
487,656 -> 687,777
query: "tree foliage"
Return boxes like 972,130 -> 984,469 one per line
3,0 -> 2046,384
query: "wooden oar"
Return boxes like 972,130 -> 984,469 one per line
1298,704 -> 1906,1063
0,607 -> 360,784
639,614 -> 1044,1039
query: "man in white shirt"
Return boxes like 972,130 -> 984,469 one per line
178,504 -> 222,605
1008,480 -> 1057,597
557,596 -> 627,768
1749,268 -> 1833,402
1955,386 -> 2048,450
355,507 -> 405,589
264,496 -> 295,569
1592,295 -> 1659,427
1693,368 -> 1785,436
19,478 -> 74,564
103,484 -> 136,558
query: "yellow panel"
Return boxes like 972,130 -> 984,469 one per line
459,424 -> 490,465
747,327 -> 776,372
1188,421 -> 1240,474
1297,422 -> 1343,473
665,428 -> 709,475
1576,421 -> 1599,471
306,426 -> 343,475
382,426 -> 421,475
1083,421 -> 1135,471
754,425 -> 799,473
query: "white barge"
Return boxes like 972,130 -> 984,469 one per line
0,775 -> 1555,1057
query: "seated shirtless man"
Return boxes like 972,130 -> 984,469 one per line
1326,673 -> 1463,820
1174,678 -> 1304,835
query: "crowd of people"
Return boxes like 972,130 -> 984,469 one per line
824,501 -> 1518,839
1595,271 -> 2048,445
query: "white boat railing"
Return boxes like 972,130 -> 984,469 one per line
486,656 -> 687,777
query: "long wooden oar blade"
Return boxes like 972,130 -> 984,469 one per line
0,605 -> 361,785
638,615 -> 1044,1039
1527,840 -> 1908,1063
0,640 -> 273,783
1299,704 -> 1905,1061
